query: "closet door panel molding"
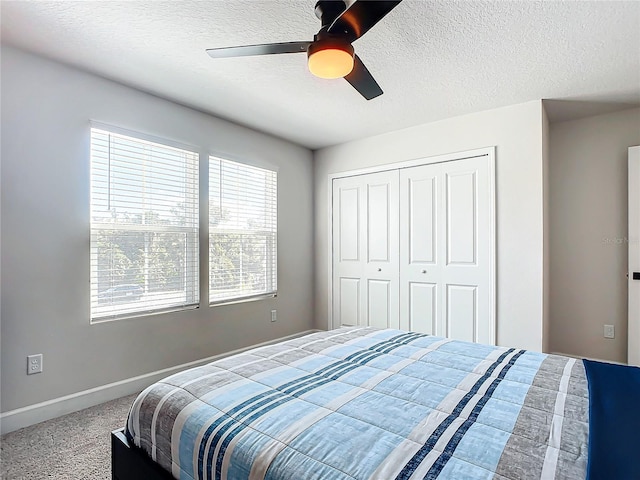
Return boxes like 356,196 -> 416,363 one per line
446,170 -> 477,265
407,282 -> 437,334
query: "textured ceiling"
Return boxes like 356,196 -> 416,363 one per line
1,0 -> 639,149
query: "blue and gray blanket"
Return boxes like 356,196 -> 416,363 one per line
126,327 -> 592,479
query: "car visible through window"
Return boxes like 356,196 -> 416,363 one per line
97,284 -> 143,303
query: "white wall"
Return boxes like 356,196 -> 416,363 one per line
549,107 -> 640,363
0,46 -> 314,413
314,101 -> 547,351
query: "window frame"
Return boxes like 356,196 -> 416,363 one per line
207,153 -> 279,307
88,123 -> 281,323
89,122 -> 201,323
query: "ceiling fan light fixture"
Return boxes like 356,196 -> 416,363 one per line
206,0 -> 403,99
307,40 -> 354,79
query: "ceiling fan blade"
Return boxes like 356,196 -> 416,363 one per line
344,55 -> 383,100
206,41 -> 311,59
327,0 -> 402,43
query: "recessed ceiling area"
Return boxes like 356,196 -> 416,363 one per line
1,0 -> 639,149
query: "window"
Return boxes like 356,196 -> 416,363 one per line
90,128 -> 199,321
209,157 -> 277,304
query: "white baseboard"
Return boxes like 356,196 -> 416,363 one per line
0,329 -> 320,435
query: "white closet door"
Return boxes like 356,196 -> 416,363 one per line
400,156 -> 494,344
399,164 -> 440,334
440,156 -> 493,344
332,170 -> 399,329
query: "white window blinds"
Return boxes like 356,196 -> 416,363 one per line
209,157 -> 277,304
90,128 -> 199,321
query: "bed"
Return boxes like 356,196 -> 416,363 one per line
111,327 -> 640,480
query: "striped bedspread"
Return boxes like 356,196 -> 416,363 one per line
126,327 -> 589,480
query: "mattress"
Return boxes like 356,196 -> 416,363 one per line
125,327 -> 589,480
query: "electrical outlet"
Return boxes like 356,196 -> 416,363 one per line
604,325 -> 615,339
27,354 -> 43,375
271,310 -> 277,323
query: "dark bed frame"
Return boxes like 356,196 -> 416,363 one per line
111,428 -> 174,480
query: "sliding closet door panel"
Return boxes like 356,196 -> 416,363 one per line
447,171 -> 477,265
333,177 -> 365,327
446,284 -> 477,342
409,282 -> 437,334
333,171 -> 399,328
441,157 -> 493,344
400,164 -> 441,332
364,171 -> 399,329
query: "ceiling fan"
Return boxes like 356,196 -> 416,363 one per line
206,0 -> 403,100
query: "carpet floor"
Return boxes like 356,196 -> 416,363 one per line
1,394 -> 138,479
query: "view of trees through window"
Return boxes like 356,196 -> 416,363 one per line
90,128 -> 277,320
94,212 -> 194,294
90,128 -> 199,320
209,157 -> 277,303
